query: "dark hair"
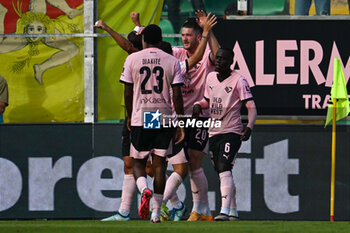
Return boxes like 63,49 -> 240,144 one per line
218,48 -> 234,60
127,31 -> 143,50
158,41 -> 173,55
142,24 -> 162,44
182,17 -> 202,35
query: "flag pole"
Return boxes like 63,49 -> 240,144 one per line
330,98 -> 337,222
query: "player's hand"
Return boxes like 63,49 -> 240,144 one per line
130,12 -> 141,26
240,127 -> 251,141
136,26 -> 145,35
175,127 -> 185,144
192,104 -> 202,119
94,20 -> 108,30
127,117 -> 131,131
195,10 -> 207,27
202,13 -> 217,34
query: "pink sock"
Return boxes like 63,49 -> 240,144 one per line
136,176 -> 148,194
190,168 -> 208,213
165,174 -> 181,206
230,178 -> 237,209
219,171 -> 233,215
163,172 -> 183,203
190,169 -> 202,204
152,193 -> 163,217
119,174 -> 136,214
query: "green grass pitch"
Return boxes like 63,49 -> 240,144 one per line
0,220 -> 349,233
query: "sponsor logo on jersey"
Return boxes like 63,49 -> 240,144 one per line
223,154 -> 229,160
140,97 -> 166,104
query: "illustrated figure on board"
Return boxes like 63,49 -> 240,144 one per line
0,0 -> 83,84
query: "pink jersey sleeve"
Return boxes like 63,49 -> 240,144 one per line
120,56 -> 133,84
179,60 -> 188,75
172,60 -> 184,85
236,77 -> 253,101
172,47 -> 181,58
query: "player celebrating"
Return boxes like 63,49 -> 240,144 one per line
120,24 -> 184,223
172,10 -> 220,221
97,12 -> 217,222
192,48 -> 257,221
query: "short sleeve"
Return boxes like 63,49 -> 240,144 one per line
120,56 -> 133,84
172,47 -> 181,58
237,77 -> 253,101
179,60 -> 188,75
171,60 -> 184,86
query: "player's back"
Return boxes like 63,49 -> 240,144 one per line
121,47 -> 182,126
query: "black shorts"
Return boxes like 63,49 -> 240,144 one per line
167,137 -> 184,158
130,126 -> 176,154
177,117 -> 209,159
209,133 -> 242,169
121,120 -> 131,157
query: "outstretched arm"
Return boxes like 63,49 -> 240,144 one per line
94,20 -> 138,54
187,12 -> 217,70
195,10 -> 220,62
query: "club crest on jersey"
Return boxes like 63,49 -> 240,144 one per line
143,110 -> 161,129
183,73 -> 191,88
194,62 -> 201,69
225,86 -> 233,93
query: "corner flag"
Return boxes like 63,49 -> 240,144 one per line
324,57 -> 350,127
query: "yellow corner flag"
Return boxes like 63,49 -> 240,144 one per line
324,57 -> 350,127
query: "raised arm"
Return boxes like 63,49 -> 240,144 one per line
195,10 -> 220,62
94,20 -> 138,54
187,13 -> 217,70
130,12 -> 141,26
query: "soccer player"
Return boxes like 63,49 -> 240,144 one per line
95,16 -> 146,221
172,10 -> 220,221
120,24 -> 185,223
192,48 -> 257,221
158,13 -> 217,221
97,12 -> 217,222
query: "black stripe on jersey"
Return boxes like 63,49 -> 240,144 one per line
204,96 -> 210,102
242,97 -> 254,103
208,52 -> 214,65
185,59 -> 189,73
120,80 -> 133,85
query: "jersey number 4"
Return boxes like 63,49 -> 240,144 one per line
140,66 -> 164,94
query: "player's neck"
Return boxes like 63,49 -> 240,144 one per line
186,47 -> 197,57
217,70 -> 231,82
145,44 -> 158,49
